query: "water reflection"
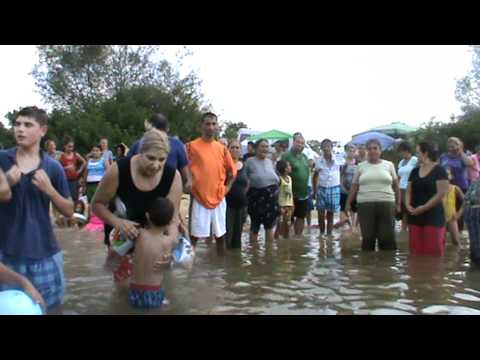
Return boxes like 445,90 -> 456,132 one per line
58,224 -> 480,315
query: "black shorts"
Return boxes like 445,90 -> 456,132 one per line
340,192 -> 357,212
293,198 -> 309,219
251,218 -> 276,234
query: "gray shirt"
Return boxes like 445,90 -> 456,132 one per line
245,157 -> 279,189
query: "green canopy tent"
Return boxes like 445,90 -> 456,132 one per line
367,122 -> 418,138
247,129 -> 293,141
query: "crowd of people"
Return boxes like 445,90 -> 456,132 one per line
1,106 -> 480,314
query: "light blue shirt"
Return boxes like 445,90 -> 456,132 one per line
398,156 -> 418,190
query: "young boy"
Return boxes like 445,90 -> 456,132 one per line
0,106 -> 73,311
313,139 -> 342,236
128,197 -> 178,310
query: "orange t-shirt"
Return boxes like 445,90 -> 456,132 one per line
186,138 -> 237,209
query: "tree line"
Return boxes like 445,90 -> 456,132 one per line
0,45 -> 249,154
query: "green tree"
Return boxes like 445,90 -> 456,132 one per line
307,139 -> 322,154
221,121 -> 248,140
0,122 -> 14,149
32,46 -> 168,111
456,45 -> 480,110
32,45 -> 209,114
407,110 -> 480,157
24,45 -> 210,154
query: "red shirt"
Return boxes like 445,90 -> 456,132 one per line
59,152 -> 81,181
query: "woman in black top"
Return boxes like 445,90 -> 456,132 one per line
92,130 -> 183,280
406,142 -> 449,256
226,140 -> 249,249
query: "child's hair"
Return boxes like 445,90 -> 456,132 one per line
321,138 -> 333,148
276,159 -> 289,175
92,144 -> 102,152
147,197 -> 175,227
74,200 -> 85,214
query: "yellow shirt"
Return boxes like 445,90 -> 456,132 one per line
443,185 -> 457,222
279,175 -> 294,207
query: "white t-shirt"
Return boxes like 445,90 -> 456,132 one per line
353,160 -> 397,203
314,156 -> 341,188
397,156 -> 418,190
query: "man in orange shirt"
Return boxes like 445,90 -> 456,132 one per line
186,113 -> 237,250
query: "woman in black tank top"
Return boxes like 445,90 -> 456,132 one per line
117,156 -> 176,227
92,130 -> 183,244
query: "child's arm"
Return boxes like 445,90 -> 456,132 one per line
76,153 -> 87,178
0,263 -> 46,312
455,186 -> 465,201
0,168 -> 12,202
455,186 -> 465,220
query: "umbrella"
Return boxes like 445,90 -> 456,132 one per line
350,131 -> 396,150
247,129 -> 293,141
368,122 -> 418,138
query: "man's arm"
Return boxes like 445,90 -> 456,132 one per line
224,147 -> 237,194
167,170 -> 183,225
32,169 -> 73,218
180,166 -> 192,194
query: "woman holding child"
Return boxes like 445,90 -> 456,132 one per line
92,130 -> 183,284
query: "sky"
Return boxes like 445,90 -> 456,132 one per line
0,45 -> 474,145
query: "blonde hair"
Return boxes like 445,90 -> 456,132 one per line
228,139 -> 240,148
448,137 -> 462,147
140,129 -> 170,155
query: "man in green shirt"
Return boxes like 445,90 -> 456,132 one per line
281,133 -> 310,236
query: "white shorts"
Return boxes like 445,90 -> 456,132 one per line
190,198 -> 227,238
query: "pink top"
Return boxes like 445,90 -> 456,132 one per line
468,154 -> 480,182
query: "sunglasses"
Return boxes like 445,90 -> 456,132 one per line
230,146 -> 240,149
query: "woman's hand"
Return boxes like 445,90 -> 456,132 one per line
114,219 -> 140,239
410,205 -> 426,216
405,203 -> 415,214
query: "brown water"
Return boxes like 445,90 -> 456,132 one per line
59,224 -> 480,315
